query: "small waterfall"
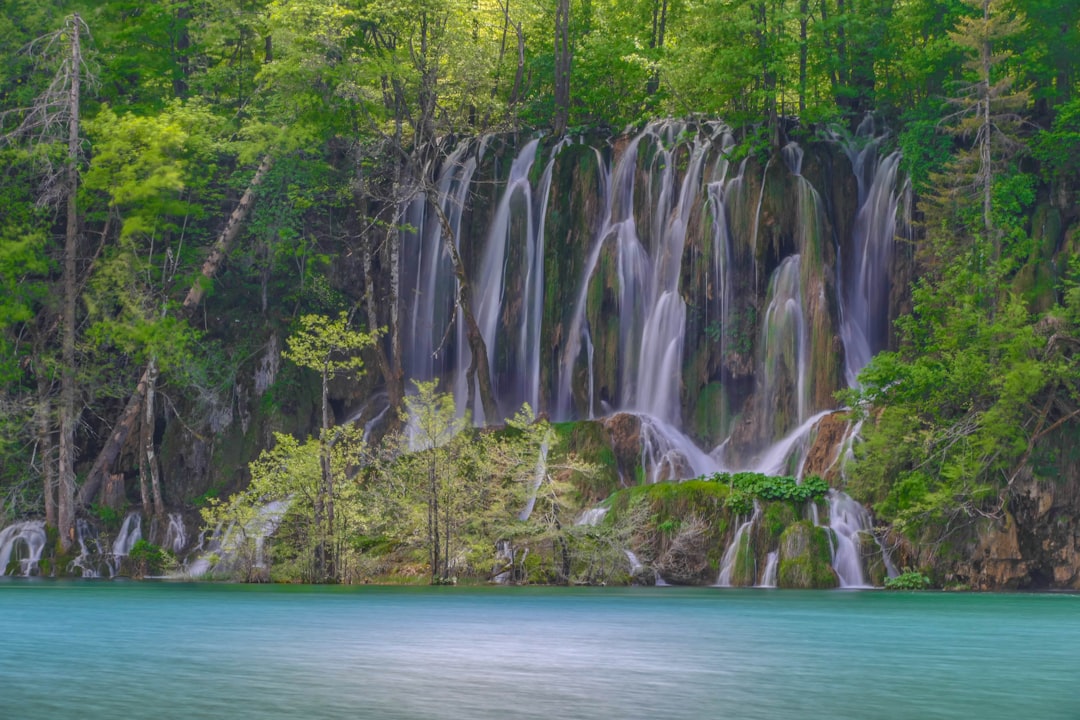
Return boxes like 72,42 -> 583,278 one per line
749,410 -> 832,476
576,507 -> 609,526
639,414 -> 726,483
70,519 -> 103,578
162,513 -> 187,554
759,255 -> 810,445
835,120 -> 903,385
100,512 -> 143,577
716,502 -> 761,587
625,549 -> 644,575
518,434 -> 552,521
758,551 -> 779,588
465,139 -> 541,421
827,490 -> 874,588
0,521 -> 46,576
186,499 -> 290,578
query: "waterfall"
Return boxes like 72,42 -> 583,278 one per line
518,433 -> 552,521
556,135 -> 639,420
638,414 -> 727,483
716,502 -> 761,586
632,131 -> 711,422
163,513 -> 187,554
835,120 -> 903,385
625,549 -> 644,575
759,551 -> 779,588
576,507 -> 609,526
0,520 -> 46,576
403,139 -> 483,386
827,490 -> 875,588
759,256 -> 810,444
186,499 -> 290,578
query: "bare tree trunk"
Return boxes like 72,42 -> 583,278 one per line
138,388 -> 152,512
980,0 -> 994,247
360,220 -> 400,414
799,0 -> 809,114
319,366 -> 334,581
35,383 -> 56,529
429,202 -> 499,423
78,155 -> 274,508
57,17 -> 83,553
146,358 -> 165,517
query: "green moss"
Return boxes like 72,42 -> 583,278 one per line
762,501 -> 798,545
731,532 -> 757,586
690,382 -> 727,446
777,521 -> 837,589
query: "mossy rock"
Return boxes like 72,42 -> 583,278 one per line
777,521 -> 837,589
760,501 -> 799,545
550,420 -> 621,503
859,531 -> 891,587
608,479 -> 734,584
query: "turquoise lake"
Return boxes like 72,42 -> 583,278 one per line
1,581 -> 1077,719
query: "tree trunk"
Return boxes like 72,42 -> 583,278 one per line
429,202 -> 499,423
35,383 -> 56,529
646,0 -> 668,96
58,16 -> 82,553
360,217 -> 401,415
319,367 -> 334,581
799,0 -> 809,114
146,358 -> 165,517
980,0 -> 994,247
553,0 -> 572,135
78,154 -> 274,508
138,388 -> 152,512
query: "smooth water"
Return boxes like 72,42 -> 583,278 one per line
2,582 -> 1077,719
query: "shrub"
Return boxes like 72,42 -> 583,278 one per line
884,570 -> 932,590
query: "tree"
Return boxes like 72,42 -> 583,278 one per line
553,0 -> 572,135
283,311 -> 376,580
945,0 -> 1028,249
1,14 -> 92,553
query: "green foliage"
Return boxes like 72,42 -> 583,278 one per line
710,471 -> 829,504
844,243 -> 1080,542
91,503 -> 126,532
127,539 -> 173,578
1034,97 -> 1080,186
284,312 -> 374,382
884,570 -> 933,590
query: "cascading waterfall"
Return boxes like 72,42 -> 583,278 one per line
393,120 -> 905,587
0,119 -> 909,586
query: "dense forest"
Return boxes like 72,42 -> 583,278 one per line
3,0 -> 1080,586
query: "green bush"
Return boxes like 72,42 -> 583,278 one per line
884,570 -> 932,590
128,539 -> 172,578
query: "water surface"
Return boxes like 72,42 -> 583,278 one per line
2,582 -> 1076,719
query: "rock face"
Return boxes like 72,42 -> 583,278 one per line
801,411 -> 850,480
